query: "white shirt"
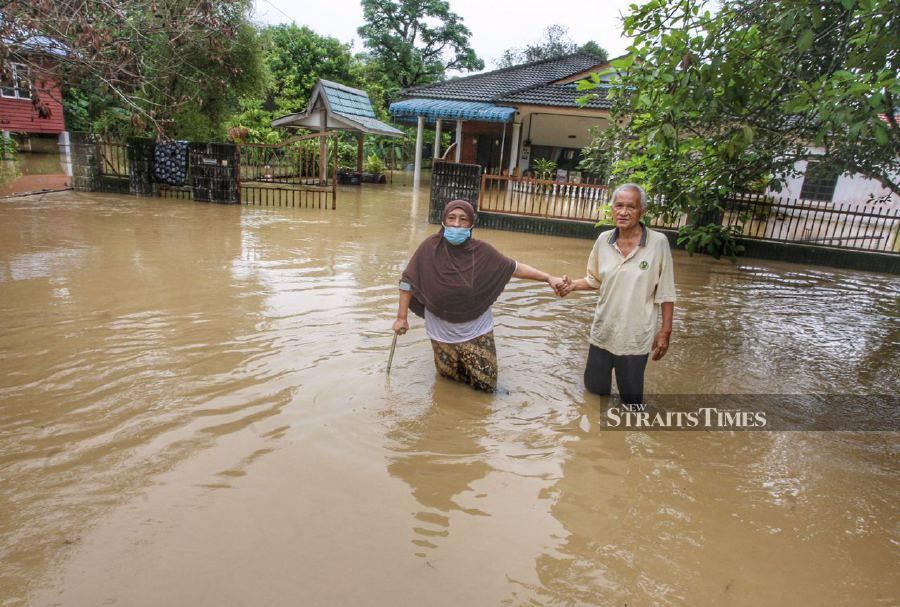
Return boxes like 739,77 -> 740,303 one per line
425,307 -> 494,343
584,226 -> 676,355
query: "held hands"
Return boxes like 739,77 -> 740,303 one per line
548,276 -> 566,297
393,318 -> 409,335
549,275 -> 575,297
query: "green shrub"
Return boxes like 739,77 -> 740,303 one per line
532,158 -> 557,180
676,223 -> 745,260
0,136 -> 18,160
364,153 -> 385,174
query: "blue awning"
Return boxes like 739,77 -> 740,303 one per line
389,99 -> 516,123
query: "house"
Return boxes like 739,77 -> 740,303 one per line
388,52 -> 614,186
390,53 -> 897,206
0,36 -> 67,152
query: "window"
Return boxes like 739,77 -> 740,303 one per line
799,161 -> 840,201
1,63 -> 31,100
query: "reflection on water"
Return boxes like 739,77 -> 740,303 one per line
1,185 -> 898,605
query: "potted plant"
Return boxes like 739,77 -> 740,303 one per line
337,165 -> 361,185
361,153 -> 387,184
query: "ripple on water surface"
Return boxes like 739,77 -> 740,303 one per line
0,189 -> 898,605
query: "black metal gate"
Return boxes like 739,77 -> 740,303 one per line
239,132 -> 338,209
190,142 -> 240,204
429,160 -> 483,224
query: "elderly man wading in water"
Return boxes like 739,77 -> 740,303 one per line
560,184 -> 676,404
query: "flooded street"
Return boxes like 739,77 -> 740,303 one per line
1,183 -> 898,605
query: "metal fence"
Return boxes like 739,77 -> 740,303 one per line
69,132 -> 339,209
475,173 -> 899,254
723,194 -> 900,253
478,173 -> 686,231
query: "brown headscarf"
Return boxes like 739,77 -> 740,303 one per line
401,200 -> 516,323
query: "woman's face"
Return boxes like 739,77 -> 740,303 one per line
444,208 -> 472,228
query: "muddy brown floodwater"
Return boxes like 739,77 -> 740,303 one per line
1,182 -> 898,606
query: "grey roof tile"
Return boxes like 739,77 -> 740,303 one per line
321,81 -> 377,118
402,52 -> 607,102
498,83 -> 612,109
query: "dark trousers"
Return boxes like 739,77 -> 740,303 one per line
584,345 -> 649,404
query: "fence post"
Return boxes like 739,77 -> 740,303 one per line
127,138 -> 156,197
189,142 -> 240,204
70,132 -> 98,192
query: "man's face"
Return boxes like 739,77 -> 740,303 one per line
611,189 -> 643,230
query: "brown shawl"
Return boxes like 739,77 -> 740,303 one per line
401,200 -> 516,323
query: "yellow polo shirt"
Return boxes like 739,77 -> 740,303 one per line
584,225 -> 676,355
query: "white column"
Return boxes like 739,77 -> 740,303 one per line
455,120 -> 463,163
413,115 -> 425,188
1,131 -> 10,161
58,131 -> 73,176
433,118 -> 442,160
508,122 -> 521,176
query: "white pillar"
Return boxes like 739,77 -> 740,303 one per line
413,115 -> 425,188
508,122 -> 521,176
433,118 -> 442,160
455,120 -> 463,163
58,131 -> 72,176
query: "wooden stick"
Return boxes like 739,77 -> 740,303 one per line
386,333 -> 399,374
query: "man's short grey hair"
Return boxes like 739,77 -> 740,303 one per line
612,183 -> 647,211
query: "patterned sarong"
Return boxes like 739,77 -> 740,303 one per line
430,331 -> 498,392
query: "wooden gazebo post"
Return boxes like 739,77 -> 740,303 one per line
356,133 -> 365,173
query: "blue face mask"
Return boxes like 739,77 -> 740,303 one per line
443,226 -> 472,246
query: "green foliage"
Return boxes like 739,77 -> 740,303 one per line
677,223 -> 745,260
593,204 -> 613,227
8,0 -> 267,138
358,0 -> 483,89
58,10 -> 268,140
224,98 -> 281,144
266,25 -> 361,115
532,158 -> 558,180
364,153 -> 386,174
577,126 -> 614,181
337,136 -> 359,170
496,25 -> 607,68
579,0 -> 900,259
0,135 -> 17,160
579,41 -> 608,61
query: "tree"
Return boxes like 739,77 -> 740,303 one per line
1,0 -> 267,138
265,25 -> 362,115
358,0 -> 483,89
578,41 -> 608,61
580,0 -> 899,255
495,25 -> 607,68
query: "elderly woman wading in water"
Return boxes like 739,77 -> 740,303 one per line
393,200 -> 566,392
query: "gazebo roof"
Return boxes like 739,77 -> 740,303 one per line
272,80 -> 403,137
